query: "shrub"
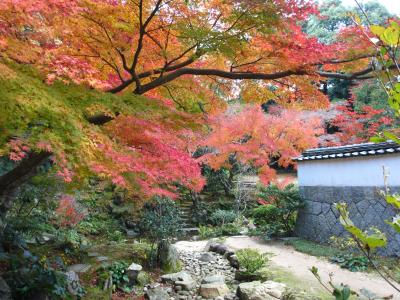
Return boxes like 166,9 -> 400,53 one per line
251,205 -> 279,226
138,197 -> 183,267
256,184 -> 304,236
236,248 -> 267,274
191,201 -> 212,225
4,250 -> 72,299
138,197 -> 183,244
210,209 -> 237,225
219,223 -> 241,236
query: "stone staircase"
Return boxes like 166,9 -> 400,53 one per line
178,200 -> 199,236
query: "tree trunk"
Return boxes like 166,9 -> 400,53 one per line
0,151 -> 51,222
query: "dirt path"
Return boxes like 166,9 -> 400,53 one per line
174,236 -> 399,299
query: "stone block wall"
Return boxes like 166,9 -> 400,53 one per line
295,186 -> 400,256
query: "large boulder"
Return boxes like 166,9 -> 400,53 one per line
200,282 -> 230,298
158,242 -> 181,272
0,276 -> 11,300
161,271 -> 193,284
228,254 -> 240,269
145,286 -> 170,300
201,274 -> 225,284
237,281 -> 286,300
65,271 -> 82,296
175,279 -> 196,291
67,263 -> 92,273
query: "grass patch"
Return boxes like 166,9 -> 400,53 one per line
285,239 -> 342,258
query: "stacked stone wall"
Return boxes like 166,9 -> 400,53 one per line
295,186 -> 400,256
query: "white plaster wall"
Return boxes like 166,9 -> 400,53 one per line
298,154 -> 400,186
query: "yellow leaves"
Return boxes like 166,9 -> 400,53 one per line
370,22 -> 400,46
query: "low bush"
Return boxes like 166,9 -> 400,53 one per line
210,209 -> 237,225
4,250 -> 75,299
251,205 -> 279,226
236,248 -> 267,274
138,197 -> 183,244
198,223 -> 242,239
330,254 -> 369,272
254,184 -> 304,237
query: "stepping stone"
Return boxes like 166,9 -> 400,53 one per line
96,256 -> 108,262
67,264 -> 92,273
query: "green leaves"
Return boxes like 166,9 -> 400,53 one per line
386,216 -> 400,233
336,203 -> 387,251
386,194 -> 400,209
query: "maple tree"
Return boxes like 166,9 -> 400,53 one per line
328,100 -> 393,145
200,105 -> 324,184
0,0 -> 391,215
0,0 -> 380,101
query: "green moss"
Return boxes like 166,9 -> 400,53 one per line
285,239 -> 342,258
0,59 -> 186,181
83,286 -> 111,300
262,263 -> 332,300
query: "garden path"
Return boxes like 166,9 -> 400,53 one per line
174,236 -> 400,299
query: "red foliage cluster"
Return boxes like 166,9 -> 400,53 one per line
92,115 -> 205,198
8,139 -> 30,161
200,105 -> 324,184
55,194 -> 85,227
330,101 -> 393,145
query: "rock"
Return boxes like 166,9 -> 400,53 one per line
67,264 -> 92,273
175,280 -> 196,291
126,229 -> 138,237
215,244 -> 228,255
88,252 -> 100,257
207,242 -> 219,252
0,276 -> 11,300
159,241 -> 181,272
200,283 -> 230,298
201,274 -> 225,284
199,252 -> 216,262
161,271 -> 193,284
228,255 -> 239,269
247,223 -> 256,230
66,271 -> 81,296
237,281 -> 286,300
96,256 -> 109,262
146,286 -> 170,300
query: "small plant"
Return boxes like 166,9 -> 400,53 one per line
100,261 -> 131,292
236,248 -> 267,274
330,254 -> 369,272
210,209 -> 237,225
310,267 -> 355,300
55,195 -> 85,227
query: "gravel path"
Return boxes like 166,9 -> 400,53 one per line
175,236 -> 400,299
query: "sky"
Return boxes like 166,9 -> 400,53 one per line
340,0 -> 400,16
